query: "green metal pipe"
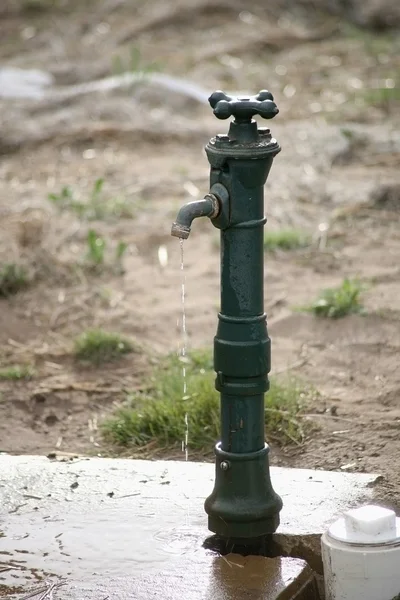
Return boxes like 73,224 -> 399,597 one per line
216,162 -> 268,456
220,394 -> 265,453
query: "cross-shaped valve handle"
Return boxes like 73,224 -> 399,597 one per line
209,90 -> 279,123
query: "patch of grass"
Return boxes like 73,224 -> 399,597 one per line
74,329 -> 134,365
84,230 -> 128,274
342,24 -> 396,57
360,85 -> 400,114
48,185 -> 77,210
116,241 -> 128,259
0,263 -> 28,297
102,349 -> 310,452
304,278 -> 365,319
20,0 -> 57,12
48,179 -> 134,220
112,46 -> 162,76
0,365 -> 36,380
86,230 -> 106,267
264,229 -> 311,252
339,128 -> 367,144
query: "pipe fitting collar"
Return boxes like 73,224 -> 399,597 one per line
214,442 -> 270,462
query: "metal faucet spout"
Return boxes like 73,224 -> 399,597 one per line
171,193 -> 220,239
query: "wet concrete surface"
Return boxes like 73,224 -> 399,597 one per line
0,554 -> 320,599
0,455 -> 379,596
59,554 -> 320,600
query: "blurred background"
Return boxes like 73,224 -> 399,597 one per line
0,0 -> 399,503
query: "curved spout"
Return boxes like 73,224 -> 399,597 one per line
171,193 -> 220,239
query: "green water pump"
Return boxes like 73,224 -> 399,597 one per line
171,90 -> 283,539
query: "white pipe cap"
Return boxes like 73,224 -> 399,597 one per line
328,505 -> 400,545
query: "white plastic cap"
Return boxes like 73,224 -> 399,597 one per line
328,504 -> 400,545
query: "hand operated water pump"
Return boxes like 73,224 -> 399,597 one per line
172,90 -> 282,540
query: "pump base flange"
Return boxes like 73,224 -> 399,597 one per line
204,443 -> 282,539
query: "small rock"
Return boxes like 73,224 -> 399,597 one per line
340,462 -> 357,471
45,414 -> 58,426
33,393 -> 47,404
70,481 -> 79,490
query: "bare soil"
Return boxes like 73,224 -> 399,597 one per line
0,0 -> 399,509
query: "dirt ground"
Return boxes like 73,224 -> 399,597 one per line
0,0 -> 399,509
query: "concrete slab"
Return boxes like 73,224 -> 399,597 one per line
1,555 -> 320,600
0,455 -> 379,595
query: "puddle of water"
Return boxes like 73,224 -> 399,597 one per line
153,527 -> 206,555
0,510 -> 207,585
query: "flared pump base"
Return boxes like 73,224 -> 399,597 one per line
204,443 -> 283,540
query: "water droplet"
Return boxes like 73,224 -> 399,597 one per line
158,245 -> 168,267
348,78 -> 363,89
275,64 -> 287,76
21,27 -> 36,40
303,164 -> 316,178
183,181 -> 200,198
218,55 -> 243,70
239,11 -> 257,24
334,93 -> 347,105
97,22 -> 110,34
83,149 -> 96,159
283,84 -> 296,98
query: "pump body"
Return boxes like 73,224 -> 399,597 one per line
172,90 -> 283,539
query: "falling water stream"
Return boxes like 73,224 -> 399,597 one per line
179,239 -> 189,462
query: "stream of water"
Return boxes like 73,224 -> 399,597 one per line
179,239 -> 189,462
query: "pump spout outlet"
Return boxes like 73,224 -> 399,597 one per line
171,193 -> 220,239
